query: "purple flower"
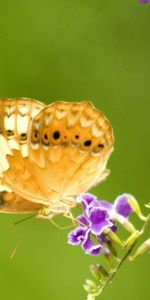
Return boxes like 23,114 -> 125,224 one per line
139,0 -> 150,3
68,227 -> 87,245
68,193 -> 133,256
89,207 -> 112,235
82,230 -> 102,256
114,194 -> 132,218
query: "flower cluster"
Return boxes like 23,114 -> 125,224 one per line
68,193 -> 133,256
67,192 -> 150,299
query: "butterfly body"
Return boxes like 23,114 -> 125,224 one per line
0,98 -> 114,219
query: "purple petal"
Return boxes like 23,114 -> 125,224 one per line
77,215 -> 89,227
139,0 -> 150,3
114,194 -> 133,218
89,207 -> 113,235
77,193 -> 97,217
97,233 -> 106,244
110,223 -> 117,232
97,200 -> 113,211
68,227 -> 87,245
89,247 -> 102,256
77,193 -> 97,205
82,230 -> 102,256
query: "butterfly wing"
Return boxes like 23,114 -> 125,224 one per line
0,98 -> 50,206
0,99 -> 114,218
28,101 -> 114,204
0,188 -> 42,213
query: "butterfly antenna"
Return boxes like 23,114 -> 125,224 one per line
12,214 -> 36,227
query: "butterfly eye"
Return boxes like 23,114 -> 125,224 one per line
32,129 -> 40,143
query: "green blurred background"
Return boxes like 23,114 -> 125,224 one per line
0,0 -> 150,299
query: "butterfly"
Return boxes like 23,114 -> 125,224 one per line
0,98 -> 114,219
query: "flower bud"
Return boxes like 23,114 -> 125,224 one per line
90,265 -> 101,280
117,215 -> 136,233
104,228 -> 123,246
104,251 -> 114,268
130,238 -> 150,260
84,279 -> 97,292
84,284 -> 93,293
97,265 -> 109,278
123,231 -> 140,248
127,195 -> 146,221
106,239 -> 118,258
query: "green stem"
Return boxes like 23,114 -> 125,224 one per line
97,240 -> 137,294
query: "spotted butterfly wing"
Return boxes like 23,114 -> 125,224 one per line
0,99 -> 114,218
0,98 -> 47,211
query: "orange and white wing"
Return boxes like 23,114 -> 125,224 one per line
0,99 -> 114,216
28,101 -> 114,202
0,98 -> 49,207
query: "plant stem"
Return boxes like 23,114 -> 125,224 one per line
97,240 -> 137,294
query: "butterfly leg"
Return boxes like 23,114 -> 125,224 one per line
63,210 -> 87,227
63,210 -> 77,226
37,206 -> 76,229
48,218 -> 74,230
